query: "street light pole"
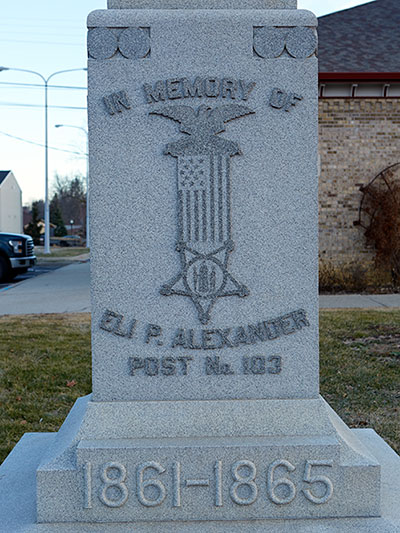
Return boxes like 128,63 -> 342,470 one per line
55,124 -> 89,248
0,66 -> 87,254
44,76 -> 49,252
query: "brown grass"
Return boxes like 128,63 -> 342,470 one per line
0,310 -> 399,464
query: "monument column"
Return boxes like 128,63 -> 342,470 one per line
1,0 -> 400,531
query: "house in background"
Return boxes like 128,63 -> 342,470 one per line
0,171 -> 22,234
318,0 -> 400,265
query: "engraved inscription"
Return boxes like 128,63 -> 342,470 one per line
185,479 -> 210,487
267,460 -> 296,505
242,355 -> 282,375
143,77 -> 256,104
137,462 -> 167,507
205,356 -> 235,375
83,463 -> 92,509
269,88 -> 303,112
103,90 -> 132,115
99,309 -> 310,349
302,461 -> 334,504
127,355 -> 282,377
100,309 -> 136,337
128,356 -> 193,376
151,103 -> 255,324
230,460 -> 258,505
170,309 -> 310,349
99,462 -> 129,508
145,324 -> 163,345
82,458 -> 334,511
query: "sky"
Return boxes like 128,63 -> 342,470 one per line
0,0 -> 375,205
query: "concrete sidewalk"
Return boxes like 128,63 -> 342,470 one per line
0,261 -> 90,316
320,293 -> 400,309
0,260 -> 400,315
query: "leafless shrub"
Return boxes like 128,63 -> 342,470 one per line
319,257 -> 393,293
364,184 -> 400,283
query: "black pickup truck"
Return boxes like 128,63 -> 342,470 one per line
0,232 -> 36,282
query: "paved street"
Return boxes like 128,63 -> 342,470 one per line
0,261 -> 90,315
0,260 -> 400,315
0,263 -> 67,292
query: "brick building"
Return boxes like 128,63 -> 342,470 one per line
318,0 -> 400,266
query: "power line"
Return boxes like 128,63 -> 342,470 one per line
0,39 -> 83,46
0,130 -> 87,156
0,23 -> 83,29
0,101 -> 86,110
0,15 -> 82,21
0,30 -> 83,37
0,81 -> 86,90
0,16 -> 84,25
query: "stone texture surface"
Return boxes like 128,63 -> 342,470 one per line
285,26 -> 317,58
108,0 -> 297,9
118,28 -> 150,58
253,27 -> 287,58
1,430 -> 399,531
87,27 -> 119,59
35,395 -> 381,523
253,26 -> 317,59
87,8 -> 319,403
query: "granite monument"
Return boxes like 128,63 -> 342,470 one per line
1,0 -> 400,531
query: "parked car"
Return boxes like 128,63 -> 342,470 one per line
0,232 -> 36,282
50,235 -> 84,247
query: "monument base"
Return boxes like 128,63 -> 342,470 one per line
32,396 -> 382,523
0,429 -> 399,532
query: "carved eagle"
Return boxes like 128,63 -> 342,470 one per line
150,104 -> 254,136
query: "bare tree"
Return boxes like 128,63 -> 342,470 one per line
52,173 -> 86,235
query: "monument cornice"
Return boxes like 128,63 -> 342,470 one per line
107,0 -> 296,9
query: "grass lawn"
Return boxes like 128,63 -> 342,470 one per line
320,309 -> 400,454
0,314 -> 91,463
0,310 -> 399,464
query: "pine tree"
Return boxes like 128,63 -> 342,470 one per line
25,202 -> 42,244
50,195 -> 67,237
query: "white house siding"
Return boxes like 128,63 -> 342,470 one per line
0,172 -> 23,234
